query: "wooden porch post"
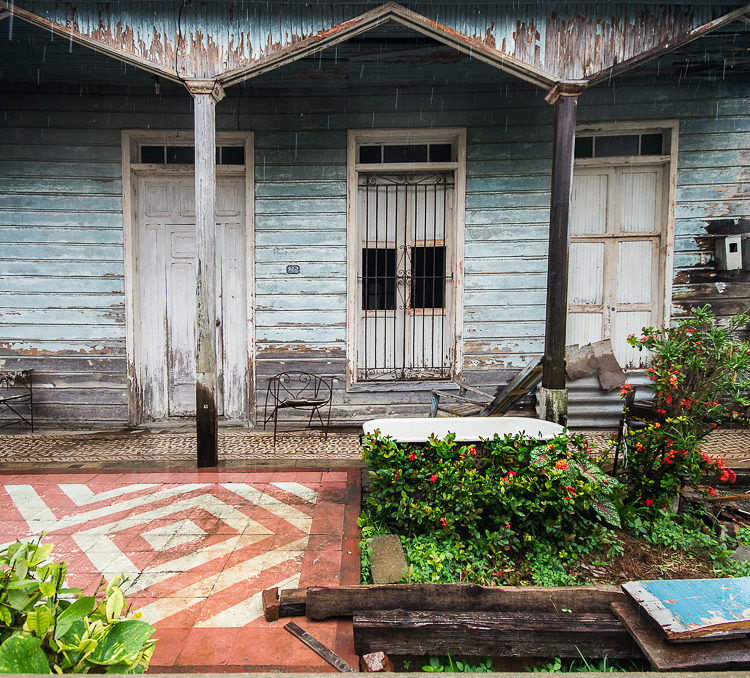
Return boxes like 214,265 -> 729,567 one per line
540,87 -> 579,425
186,80 -> 224,467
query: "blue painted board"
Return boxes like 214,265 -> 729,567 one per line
624,577 -> 750,640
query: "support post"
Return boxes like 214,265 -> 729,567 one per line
186,80 -> 225,467
540,88 -> 579,425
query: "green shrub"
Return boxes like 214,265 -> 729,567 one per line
360,431 -> 622,583
617,305 -> 750,508
0,539 -> 156,674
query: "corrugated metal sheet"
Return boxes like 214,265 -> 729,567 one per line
6,1 -> 741,82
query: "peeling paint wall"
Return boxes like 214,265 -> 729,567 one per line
0,19 -> 747,428
10,1 -> 736,82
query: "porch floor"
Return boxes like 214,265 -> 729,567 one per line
0,426 -> 748,469
0,467 -> 361,673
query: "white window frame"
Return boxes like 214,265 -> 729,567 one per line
572,120 -> 678,333
346,128 -> 466,389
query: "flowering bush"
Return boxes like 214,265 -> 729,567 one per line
360,431 -> 622,583
618,306 -> 750,508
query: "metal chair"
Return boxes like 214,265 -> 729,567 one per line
263,371 -> 333,444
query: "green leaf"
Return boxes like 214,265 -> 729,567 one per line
0,634 -> 50,674
58,620 -> 86,649
105,588 -> 124,622
6,589 -> 32,613
29,544 -> 53,567
592,498 -> 621,528
88,621 -> 155,666
54,597 -> 95,640
37,582 -> 56,598
24,607 -> 52,639
530,445 -> 551,467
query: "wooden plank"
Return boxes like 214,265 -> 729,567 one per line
279,588 -> 307,618
305,583 -> 626,620
283,621 -> 355,672
353,610 -> 642,659
623,577 -> 750,640
612,601 -> 750,671
542,93 -> 578,392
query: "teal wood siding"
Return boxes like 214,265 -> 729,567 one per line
0,55 -> 747,426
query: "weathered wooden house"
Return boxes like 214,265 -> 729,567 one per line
1,1 -> 748,450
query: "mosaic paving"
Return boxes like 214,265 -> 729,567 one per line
0,469 -> 361,672
0,426 -> 748,467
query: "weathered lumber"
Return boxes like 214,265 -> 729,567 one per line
284,621 -> 355,672
279,587 -> 307,617
262,587 -> 280,622
623,577 -> 750,640
305,583 -> 625,620
612,601 -> 750,671
352,610 -> 642,659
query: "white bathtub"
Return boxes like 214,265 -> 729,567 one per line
361,416 -> 565,443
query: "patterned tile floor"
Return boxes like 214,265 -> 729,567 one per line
0,468 -> 361,672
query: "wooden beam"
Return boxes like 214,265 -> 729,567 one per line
304,583 -> 626,620
0,10 -> 10,21
187,80 -> 225,468
353,610 -> 642,659
586,3 -> 750,86
0,1 -> 180,82
542,93 -> 578,391
279,587 -> 308,617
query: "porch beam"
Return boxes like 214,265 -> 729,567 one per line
186,80 -> 225,468
540,92 -> 578,423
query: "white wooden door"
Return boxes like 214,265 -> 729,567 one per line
135,174 -> 248,420
568,164 -> 666,368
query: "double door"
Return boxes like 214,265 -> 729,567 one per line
135,173 -> 248,420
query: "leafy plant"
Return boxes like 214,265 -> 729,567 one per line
360,431 -> 623,584
527,654 -> 627,673
617,306 -> 750,508
422,655 -> 493,672
0,538 -> 156,674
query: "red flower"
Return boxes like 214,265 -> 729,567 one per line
707,486 -> 717,496
394,470 -> 401,479
429,474 -> 437,483
468,446 -> 478,456
440,517 -> 447,526
645,499 -> 653,507
409,452 -> 417,461
565,485 -> 577,496
555,460 -> 568,470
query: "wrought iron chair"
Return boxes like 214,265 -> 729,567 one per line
263,372 -> 333,445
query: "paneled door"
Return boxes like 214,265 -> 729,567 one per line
135,174 -> 248,420
567,164 -> 667,368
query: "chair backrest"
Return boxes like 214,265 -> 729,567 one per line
266,372 -> 332,403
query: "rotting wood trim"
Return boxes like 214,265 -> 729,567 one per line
184,80 -> 225,103
218,1 -> 557,89
545,82 -> 587,105
279,587 -> 307,617
304,583 -> 626,620
586,3 -> 750,87
0,0 -> 180,82
352,610 -> 643,659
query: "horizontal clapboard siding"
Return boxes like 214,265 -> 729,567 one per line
1,59 -> 747,427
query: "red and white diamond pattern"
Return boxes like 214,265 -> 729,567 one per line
0,473 -> 344,629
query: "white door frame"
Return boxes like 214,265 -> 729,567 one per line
573,120 -> 679,333
121,130 -> 255,425
346,128 -> 466,388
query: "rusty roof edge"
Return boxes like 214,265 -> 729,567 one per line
585,2 -> 750,88
219,1 -> 558,90
0,0 -> 183,83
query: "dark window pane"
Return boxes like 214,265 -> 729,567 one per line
362,248 -> 396,310
640,133 -> 664,156
383,144 -> 428,163
166,146 -> 195,164
595,135 -> 639,157
574,136 -> 593,158
411,246 -> 445,309
141,145 -> 165,163
221,146 -> 245,165
429,144 -> 452,162
359,146 -> 382,163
